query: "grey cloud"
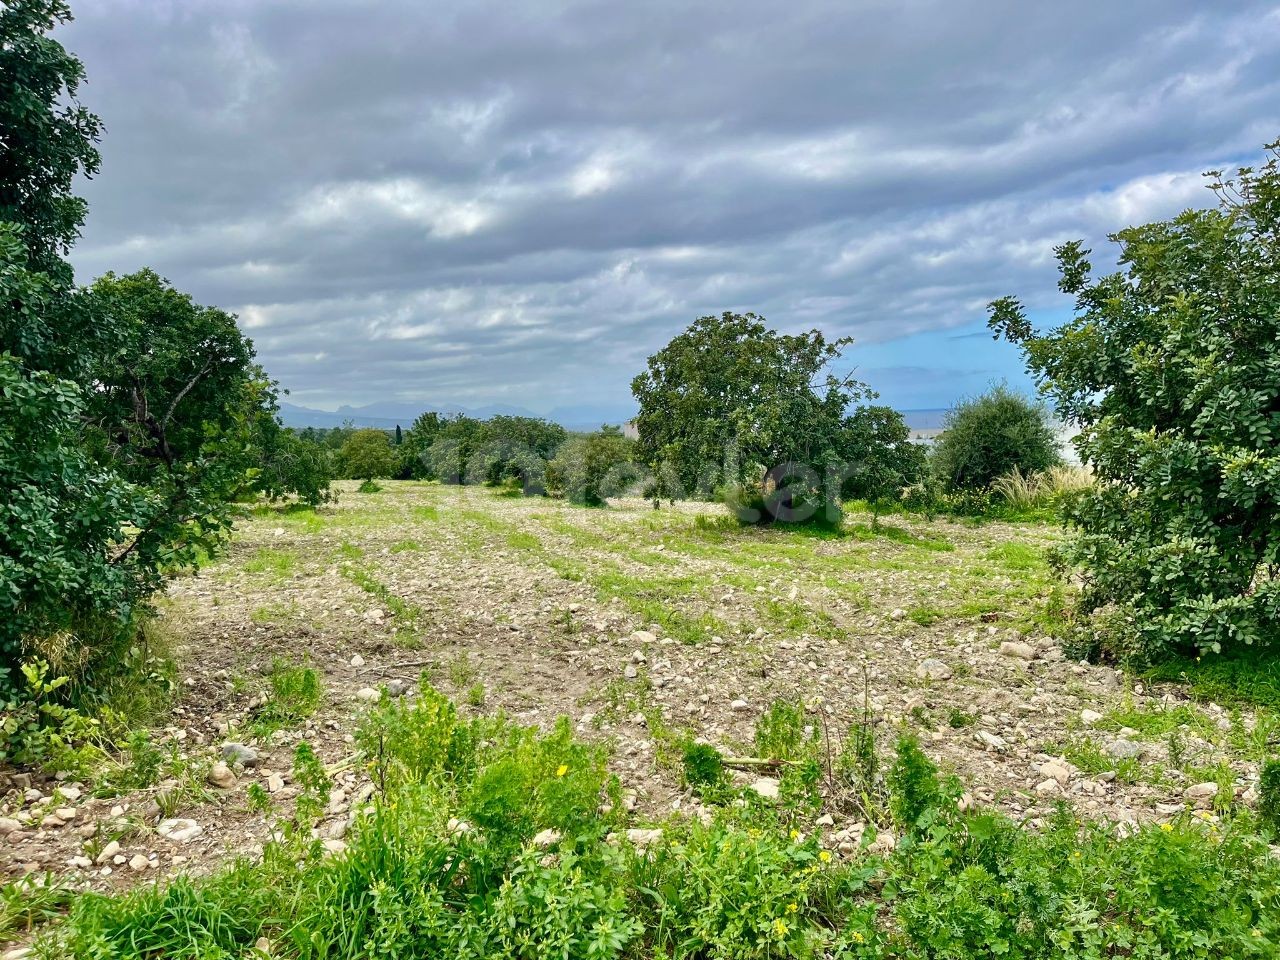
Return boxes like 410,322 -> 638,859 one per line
58,0 -> 1280,413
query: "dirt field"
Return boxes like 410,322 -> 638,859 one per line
1,481 -> 1268,905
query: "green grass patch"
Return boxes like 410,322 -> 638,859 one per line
241,547 -> 299,580
1146,648 -> 1280,709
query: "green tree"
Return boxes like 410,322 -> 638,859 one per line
340,429 -> 397,482
838,405 -> 928,514
931,385 -> 1061,490
547,427 -> 638,506
631,312 -> 873,523
989,139 -> 1280,661
399,411 -> 442,479
0,6 -> 277,698
254,420 -> 335,507
0,0 -> 102,279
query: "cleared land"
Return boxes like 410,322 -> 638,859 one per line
1,481 -> 1271,900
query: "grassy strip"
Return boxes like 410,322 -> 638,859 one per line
25,685 -> 1280,959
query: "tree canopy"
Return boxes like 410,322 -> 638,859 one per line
631,312 -> 919,523
991,139 -> 1280,661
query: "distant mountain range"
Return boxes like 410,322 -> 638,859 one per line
279,400 -> 955,434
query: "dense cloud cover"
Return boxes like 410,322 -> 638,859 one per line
59,0 -> 1280,417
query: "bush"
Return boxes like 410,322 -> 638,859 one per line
338,429 -> 397,482
1261,759 -> 1280,836
547,427 -> 638,506
991,139 -> 1280,661
931,384 -> 1062,491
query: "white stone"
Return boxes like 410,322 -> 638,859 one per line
1080,709 -> 1104,726
999,641 -> 1036,661
915,658 -> 952,681
749,777 -> 780,799
157,818 -> 204,843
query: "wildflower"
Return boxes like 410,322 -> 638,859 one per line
773,918 -> 789,938
790,828 -> 801,841
786,902 -> 798,914
1159,823 -> 1173,832
818,850 -> 832,864
555,764 -> 568,777
850,931 -> 866,944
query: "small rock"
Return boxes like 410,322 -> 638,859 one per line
625,828 -> 663,849
1038,760 -> 1072,785
1185,782 -> 1219,804
349,654 -> 366,667
630,630 -> 657,645
1106,739 -> 1144,760
356,687 -> 380,701
730,699 -> 751,713
95,840 -> 121,864
889,608 -> 906,621
532,828 -> 562,848
749,777 -> 780,799
867,830 -> 897,855
385,679 -> 410,698
0,817 -> 20,836
1034,778 -> 1061,797
266,774 -> 286,794
999,641 -> 1037,661
156,818 -> 203,843
128,853 -> 151,872
221,743 -> 259,768
322,839 -> 347,855
1080,709 -> 1104,726
915,658 -> 952,681
976,731 -> 1007,751
55,785 -> 82,802
623,665 -> 638,680
207,762 -> 237,790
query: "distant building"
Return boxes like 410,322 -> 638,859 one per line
623,421 -> 639,440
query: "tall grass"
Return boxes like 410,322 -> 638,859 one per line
990,465 -> 1092,510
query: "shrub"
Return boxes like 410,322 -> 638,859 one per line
1261,759 -> 1280,835
991,139 -> 1280,661
931,384 -> 1062,491
338,429 -> 397,482
547,427 -> 638,506
990,464 -> 1092,512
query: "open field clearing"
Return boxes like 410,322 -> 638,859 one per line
3,481 -> 1273,925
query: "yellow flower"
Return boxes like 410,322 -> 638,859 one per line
818,850 -> 832,864
555,764 -> 568,777
1159,822 -> 1173,832
850,931 -> 866,944
786,902 -> 798,914
790,829 -> 801,841
773,918 -> 789,938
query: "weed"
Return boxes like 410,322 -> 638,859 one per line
241,547 -> 299,580
465,682 -> 486,707
250,659 -> 322,735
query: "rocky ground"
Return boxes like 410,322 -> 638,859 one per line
1,480 -> 1270,931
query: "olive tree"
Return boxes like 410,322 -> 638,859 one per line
990,140 -> 1280,661
631,311 -> 896,525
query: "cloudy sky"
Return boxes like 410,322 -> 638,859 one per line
59,0 -> 1280,420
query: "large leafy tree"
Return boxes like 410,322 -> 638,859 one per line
340,429 -> 397,482
0,0 -> 101,280
548,427 -> 638,506
0,5 -> 277,697
631,312 -> 880,521
990,140 -> 1280,661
